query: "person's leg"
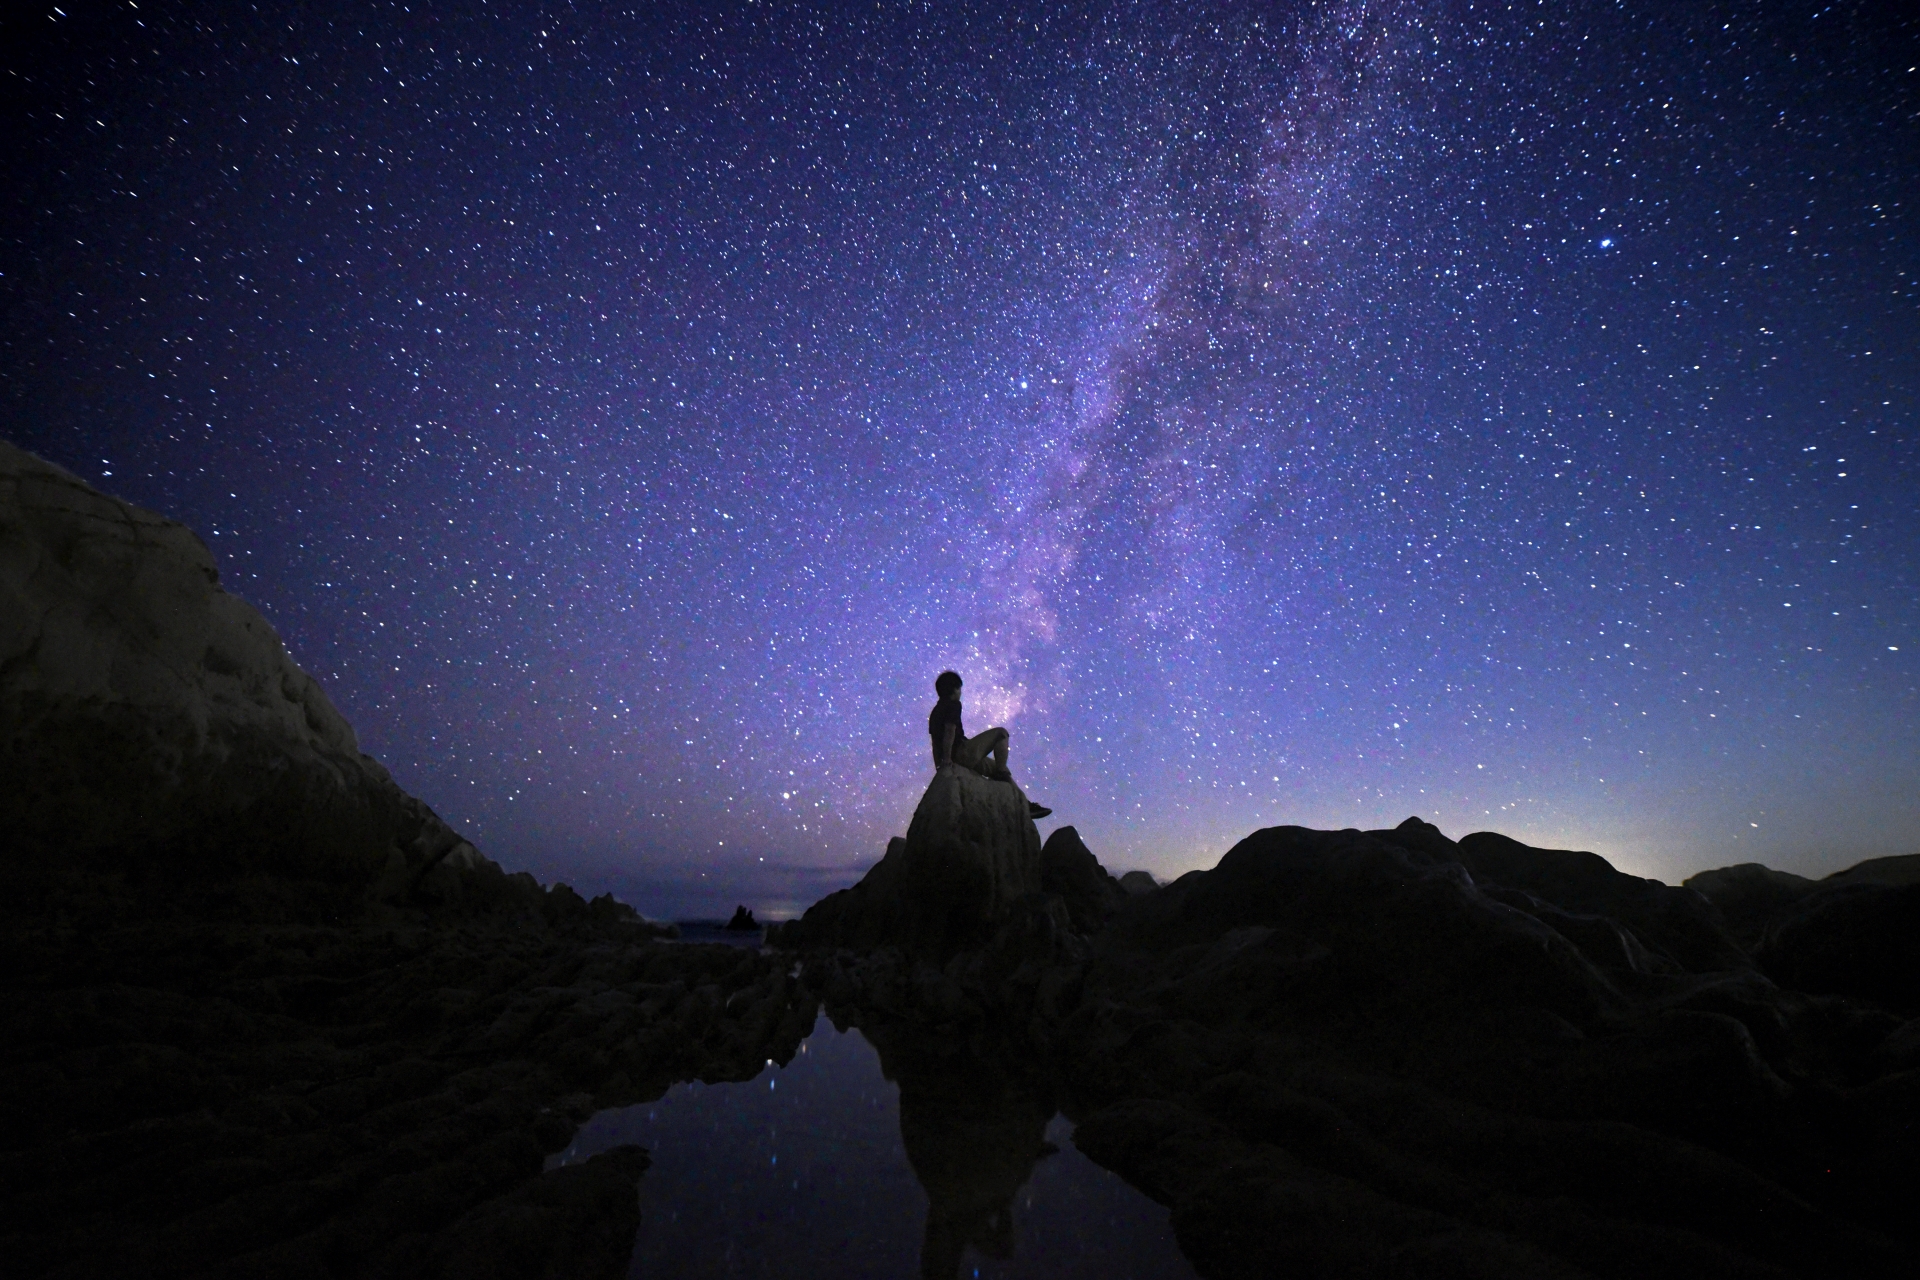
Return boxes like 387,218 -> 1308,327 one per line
978,727 -> 1009,769
974,728 -> 1011,781
950,732 -> 986,772
951,729 -> 1008,777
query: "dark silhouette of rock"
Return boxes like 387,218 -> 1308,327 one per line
1687,853 -> 1920,1010
1039,825 -> 1128,933
780,811 -> 1920,1278
1118,870 -> 1161,896
725,904 -> 760,931
1363,817 -> 1749,978
1047,821 -> 1912,1278
1684,862 -> 1819,948
769,765 -> 1042,955
1760,882 -> 1920,1014
422,1144 -> 651,1280
0,446 -> 822,1279
1826,852 -> 1920,887
1097,823 -> 1623,1040
1443,826 -> 1751,974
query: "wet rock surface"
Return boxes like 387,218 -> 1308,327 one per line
780,818 -> 1920,1279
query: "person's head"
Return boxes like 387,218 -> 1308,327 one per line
935,669 -> 963,699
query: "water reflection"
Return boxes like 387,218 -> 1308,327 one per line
862,1020 -> 1057,1277
552,1014 -> 1192,1279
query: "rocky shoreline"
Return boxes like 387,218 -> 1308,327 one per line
0,443 -> 819,1278
3,891 -> 816,1279
781,812 -> 1920,1280
6,441 -> 1916,1278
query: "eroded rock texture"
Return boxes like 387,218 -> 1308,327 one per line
0,440 -> 490,911
0,446 -> 819,1278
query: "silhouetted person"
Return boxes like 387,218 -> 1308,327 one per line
928,670 -> 1050,820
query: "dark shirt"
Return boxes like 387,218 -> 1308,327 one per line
928,697 -> 964,763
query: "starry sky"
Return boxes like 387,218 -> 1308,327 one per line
4,1 -> 1916,919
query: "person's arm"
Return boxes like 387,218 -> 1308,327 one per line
937,722 -> 957,766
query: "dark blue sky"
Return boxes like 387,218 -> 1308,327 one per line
5,1 -> 1916,918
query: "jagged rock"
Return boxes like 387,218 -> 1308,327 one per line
1039,826 -> 1128,933
1118,870 -> 1161,896
770,764 -> 1042,955
0,441 -> 494,913
724,904 -> 759,931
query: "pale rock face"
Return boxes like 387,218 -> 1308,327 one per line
771,764 -> 1042,954
0,441 -> 356,756
0,441 -> 481,898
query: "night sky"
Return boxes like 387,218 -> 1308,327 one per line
5,1 -> 1916,919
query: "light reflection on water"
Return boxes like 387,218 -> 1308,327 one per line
551,1015 -> 1194,1279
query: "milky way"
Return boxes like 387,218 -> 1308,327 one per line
4,1 -> 1916,917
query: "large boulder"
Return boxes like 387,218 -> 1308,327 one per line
1686,853 -> 1920,1010
1684,862 -> 1820,948
769,764 -> 1042,955
0,441 -> 489,912
1759,881 -> 1920,1014
1445,827 -> 1751,973
1365,818 -> 1748,974
1097,823 -> 1626,1037
1054,821 -> 1918,1278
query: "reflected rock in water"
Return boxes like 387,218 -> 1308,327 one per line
861,1019 -> 1057,1279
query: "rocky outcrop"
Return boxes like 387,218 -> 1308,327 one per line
791,815 -> 1918,1278
1039,825 -> 1128,934
1760,879 -> 1920,1014
0,446 -> 820,1279
770,765 -> 1043,955
0,441 -> 489,913
1684,862 -> 1820,948
1688,853 -> 1920,1011
1424,823 -> 1751,974
1,914 -> 818,1279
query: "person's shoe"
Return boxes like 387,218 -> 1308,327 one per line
1028,802 -> 1053,820
986,764 -> 1014,783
